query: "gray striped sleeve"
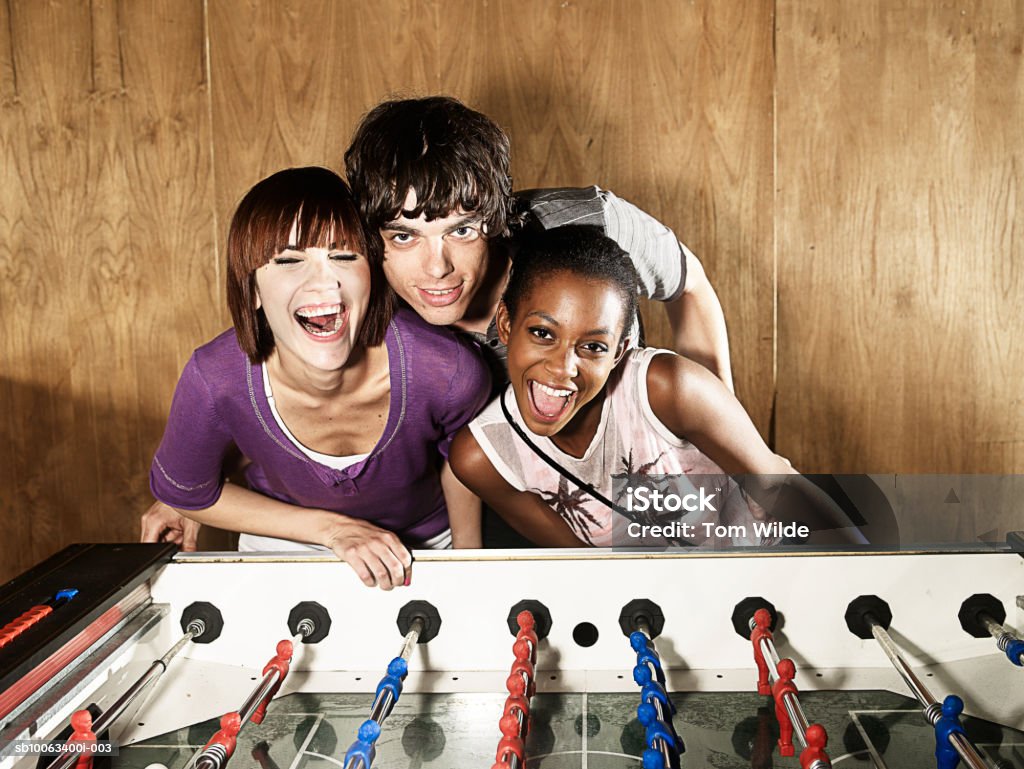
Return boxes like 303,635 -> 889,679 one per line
517,186 -> 688,302
601,188 -> 686,302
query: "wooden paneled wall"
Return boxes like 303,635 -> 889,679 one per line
1,1 -> 1020,581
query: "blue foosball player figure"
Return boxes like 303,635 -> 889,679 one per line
934,694 -> 966,769
344,720 -> 381,769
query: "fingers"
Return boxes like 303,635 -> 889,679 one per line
140,501 -> 168,543
140,501 -> 200,551
353,541 -> 408,590
182,519 -> 201,552
329,524 -> 413,590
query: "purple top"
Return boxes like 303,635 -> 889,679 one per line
149,309 -> 491,544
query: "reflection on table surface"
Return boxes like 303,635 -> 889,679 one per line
120,690 -> 1024,769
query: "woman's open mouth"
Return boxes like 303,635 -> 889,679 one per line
294,304 -> 347,340
527,380 -> 577,424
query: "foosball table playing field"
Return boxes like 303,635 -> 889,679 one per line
2,542 -> 1024,769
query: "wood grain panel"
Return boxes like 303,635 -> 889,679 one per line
0,0 -> 16,99
439,0 -> 775,432
0,0 -> 221,580
776,1 -> 1024,477
102,0 -> 219,531
3,1 -> 1022,585
207,0 -> 440,229
1,0 -> 95,577
438,0 -> 590,188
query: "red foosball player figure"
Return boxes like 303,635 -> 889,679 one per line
510,657 -> 536,698
516,611 -> 539,664
252,639 -> 293,724
68,709 -> 96,769
204,712 -> 242,759
772,658 -> 799,757
800,723 -> 830,769
495,712 -> 524,766
504,673 -> 531,736
751,608 -> 774,696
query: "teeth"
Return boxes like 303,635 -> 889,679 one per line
295,304 -> 344,336
423,288 -> 456,296
535,382 -> 573,398
295,304 -> 342,318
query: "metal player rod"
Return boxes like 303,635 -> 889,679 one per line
635,618 -> 675,769
193,627 -> 308,769
864,613 -> 990,769
503,613 -> 540,769
46,620 -> 206,769
342,617 -> 424,769
237,627 -> 306,724
980,614 -> 1024,664
747,618 -> 813,750
368,616 -> 422,723
508,678 -> 528,769
507,676 -> 531,769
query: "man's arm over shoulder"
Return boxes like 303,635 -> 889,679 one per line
665,246 -> 733,391
518,187 -> 733,389
601,189 -> 733,390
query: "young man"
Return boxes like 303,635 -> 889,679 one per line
343,95 -> 734,390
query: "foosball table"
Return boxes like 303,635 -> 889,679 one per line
2,542 -> 1023,769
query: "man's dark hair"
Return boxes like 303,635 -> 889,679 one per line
503,225 -> 640,342
344,96 -> 515,236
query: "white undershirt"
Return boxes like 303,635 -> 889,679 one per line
238,365 -> 451,552
262,363 -> 369,471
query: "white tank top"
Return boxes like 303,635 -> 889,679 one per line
469,348 -> 769,548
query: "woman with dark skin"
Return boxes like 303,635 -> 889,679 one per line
450,226 -> 863,548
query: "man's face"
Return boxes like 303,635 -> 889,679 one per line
379,190 -> 491,327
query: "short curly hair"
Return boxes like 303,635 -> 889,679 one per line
344,96 -> 516,237
503,225 -> 640,343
